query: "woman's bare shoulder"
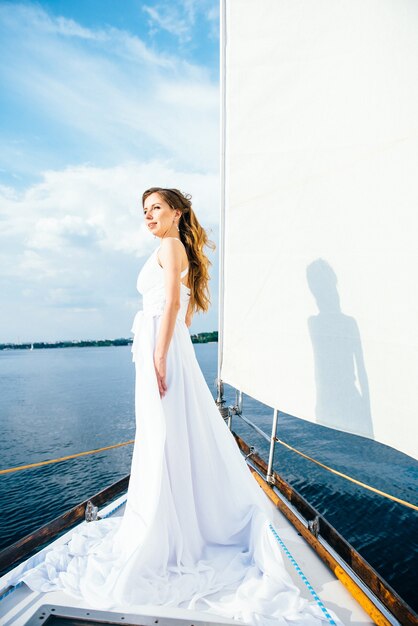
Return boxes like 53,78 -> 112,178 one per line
159,238 -> 187,266
160,237 -> 185,249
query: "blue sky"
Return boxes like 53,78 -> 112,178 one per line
0,0 -> 220,342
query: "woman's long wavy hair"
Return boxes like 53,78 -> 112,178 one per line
142,187 -> 216,315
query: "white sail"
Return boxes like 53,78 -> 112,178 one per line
220,0 -> 418,460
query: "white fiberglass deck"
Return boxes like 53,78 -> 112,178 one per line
0,484 -> 376,626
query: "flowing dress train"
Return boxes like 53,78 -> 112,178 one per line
6,242 -> 343,626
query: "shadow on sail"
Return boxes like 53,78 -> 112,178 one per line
306,258 -> 374,439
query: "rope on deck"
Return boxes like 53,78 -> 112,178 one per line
268,522 -> 338,625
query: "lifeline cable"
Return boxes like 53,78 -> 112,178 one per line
1,437 -> 416,510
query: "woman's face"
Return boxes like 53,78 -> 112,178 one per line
143,192 -> 179,238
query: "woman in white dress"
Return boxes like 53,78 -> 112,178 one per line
140,187 -> 216,398
6,188 -> 342,626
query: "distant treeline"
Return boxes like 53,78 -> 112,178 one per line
190,331 -> 218,344
0,332 -> 218,351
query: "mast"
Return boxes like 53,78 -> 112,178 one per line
216,0 -> 227,414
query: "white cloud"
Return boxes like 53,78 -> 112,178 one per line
1,160 -> 218,261
206,5 -> 220,39
0,3 -> 220,341
0,159 -> 219,341
0,3 -> 219,176
141,1 -> 219,45
142,5 -> 193,43
141,0 -> 203,43
18,250 -> 61,280
37,13 -> 106,41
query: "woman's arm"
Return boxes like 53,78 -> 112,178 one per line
154,239 -> 184,397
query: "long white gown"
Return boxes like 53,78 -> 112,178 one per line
6,242 -> 343,625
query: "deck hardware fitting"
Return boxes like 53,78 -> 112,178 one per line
215,378 -> 228,419
85,500 -> 99,522
245,446 -> 256,460
308,515 -> 320,538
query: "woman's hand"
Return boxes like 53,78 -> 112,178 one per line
154,351 -> 167,398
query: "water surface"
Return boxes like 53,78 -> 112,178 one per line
0,344 -> 416,611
